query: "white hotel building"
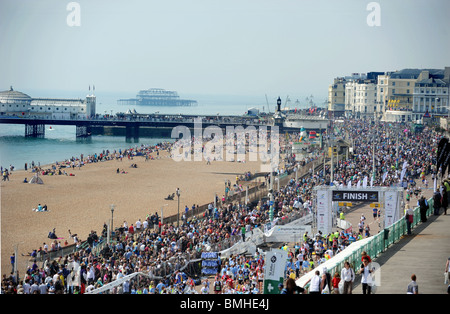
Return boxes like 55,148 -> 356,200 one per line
0,87 -> 96,119
412,71 -> 449,122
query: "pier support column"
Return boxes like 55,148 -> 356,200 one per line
25,123 -> 45,138
76,125 -> 92,138
125,125 -> 139,142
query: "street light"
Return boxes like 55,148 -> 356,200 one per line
176,188 -> 180,227
110,204 -> 115,240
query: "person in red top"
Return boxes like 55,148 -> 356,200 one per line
332,272 -> 341,294
361,251 -> 371,263
226,276 -> 234,289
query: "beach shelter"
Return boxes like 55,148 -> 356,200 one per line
29,175 -> 44,184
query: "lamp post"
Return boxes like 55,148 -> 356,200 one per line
176,188 -> 180,227
110,204 -> 115,240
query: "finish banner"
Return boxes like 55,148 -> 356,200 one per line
332,190 -> 379,203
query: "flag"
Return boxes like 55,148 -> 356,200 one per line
382,171 -> 388,183
347,180 -> 351,188
442,144 -> 450,176
362,176 -> 368,188
437,137 -> 449,170
402,161 -> 408,169
400,167 -> 407,183
357,180 -> 361,188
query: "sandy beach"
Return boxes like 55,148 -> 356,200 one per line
1,147 -> 263,277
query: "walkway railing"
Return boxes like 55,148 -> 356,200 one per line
301,196 -> 434,292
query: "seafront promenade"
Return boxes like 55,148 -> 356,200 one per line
343,178 -> 450,294
365,212 -> 450,294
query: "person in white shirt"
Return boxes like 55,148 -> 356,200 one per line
340,261 -> 355,294
135,219 -> 141,231
87,265 -> 95,285
308,270 -> 321,294
38,282 -> 48,294
359,257 -> 374,294
30,281 -> 39,294
22,280 -> 31,294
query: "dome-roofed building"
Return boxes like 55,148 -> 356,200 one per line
0,86 -> 96,119
0,86 -> 32,104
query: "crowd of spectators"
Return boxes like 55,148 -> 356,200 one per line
1,119 -> 440,294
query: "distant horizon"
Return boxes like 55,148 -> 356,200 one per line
1,0 -> 449,100
3,86 -> 329,108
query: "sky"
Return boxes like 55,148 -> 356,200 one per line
0,0 -> 449,102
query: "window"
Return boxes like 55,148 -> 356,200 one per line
392,82 -> 396,86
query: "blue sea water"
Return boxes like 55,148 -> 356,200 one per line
0,92 -> 293,170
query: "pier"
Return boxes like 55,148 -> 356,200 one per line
0,114 -> 274,140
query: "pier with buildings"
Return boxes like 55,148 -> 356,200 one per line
117,88 -> 197,107
0,89 -> 330,140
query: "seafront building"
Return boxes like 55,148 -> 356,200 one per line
328,67 -> 450,123
0,87 -> 96,119
344,72 -> 384,119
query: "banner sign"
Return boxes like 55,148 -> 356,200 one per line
384,191 -> 399,228
317,189 -> 332,234
332,190 -> 379,202
264,225 -> 312,243
263,249 -> 288,294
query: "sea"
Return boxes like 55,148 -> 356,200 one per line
0,91 -> 315,170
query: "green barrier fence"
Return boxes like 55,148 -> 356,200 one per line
302,196 -> 434,292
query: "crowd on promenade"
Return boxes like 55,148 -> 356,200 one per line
1,119 -> 442,294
